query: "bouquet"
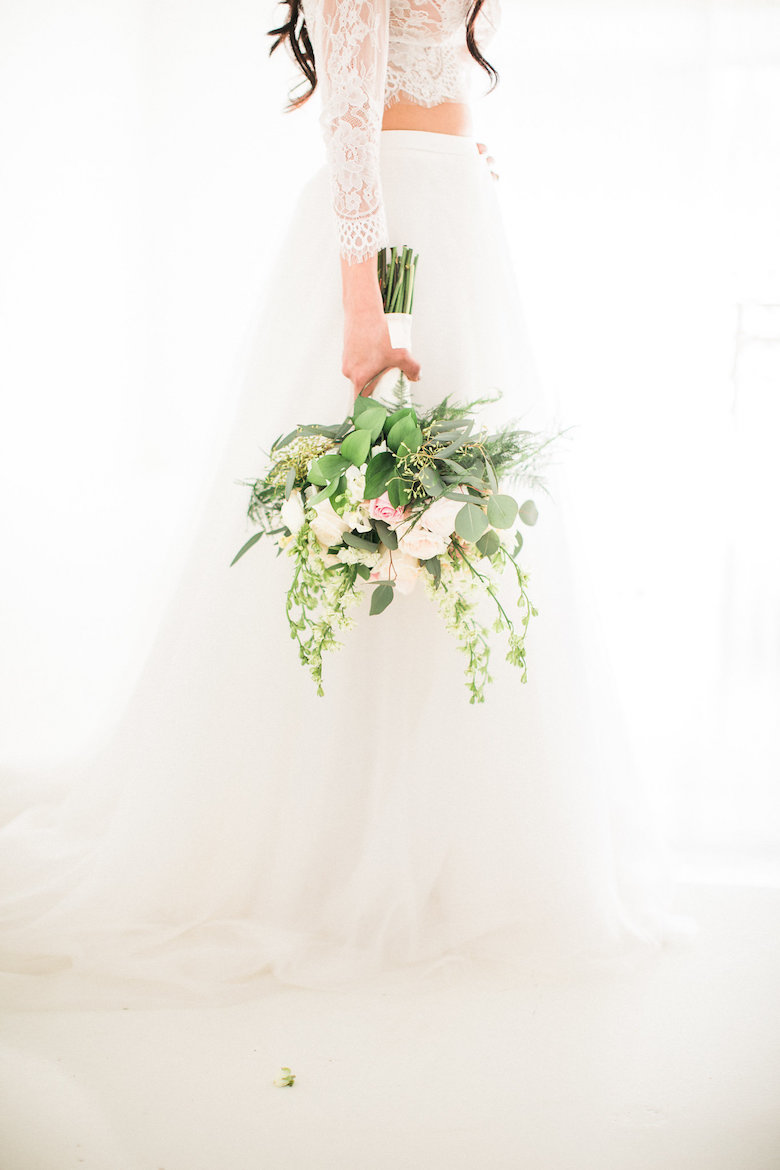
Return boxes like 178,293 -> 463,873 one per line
232,247 -> 555,703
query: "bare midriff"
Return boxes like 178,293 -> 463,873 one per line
381,100 -> 473,137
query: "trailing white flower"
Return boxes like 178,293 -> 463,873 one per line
273,1067 -> 295,1088
336,545 -> 382,568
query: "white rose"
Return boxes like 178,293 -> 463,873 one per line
280,490 -> 305,535
369,548 -> 420,595
420,486 -> 468,540
309,498 -> 350,549
396,521 -> 449,561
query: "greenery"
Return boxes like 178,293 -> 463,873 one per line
232,381 -> 558,702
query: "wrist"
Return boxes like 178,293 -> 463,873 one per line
340,255 -> 383,316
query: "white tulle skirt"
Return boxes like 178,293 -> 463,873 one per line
0,131 -> 691,1007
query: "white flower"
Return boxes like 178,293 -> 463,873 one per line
420,486 -> 468,539
273,1067 -> 295,1088
369,548 -> 420,595
344,464 -> 366,506
343,503 -> 372,533
280,490 -> 305,535
396,521 -> 449,561
336,545 -> 381,568
309,498 -> 350,549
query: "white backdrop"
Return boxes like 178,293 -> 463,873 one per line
1,0 -> 778,878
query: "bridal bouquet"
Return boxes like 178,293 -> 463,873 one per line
232,247 -> 554,703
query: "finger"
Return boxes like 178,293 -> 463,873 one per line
390,347 -> 421,382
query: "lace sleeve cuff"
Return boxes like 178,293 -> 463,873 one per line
336,206 -> 389,265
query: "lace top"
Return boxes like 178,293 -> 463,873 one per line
300,0 -> 500,264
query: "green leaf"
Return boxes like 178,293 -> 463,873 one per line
230,530 -> 265,566
284,468 -> 296,499
487,493 -> 519,529
364,451 -> 397,499
353,402 -> 387,442
352,396 -> 375,421
384,405 -> 415,433
340,428 -> 372,467
476,529 -> 501,558
418,465 -> 445,498
355,563 -> 371,580
331,474 -> 348,515
369,582 -> 395,615
308,452 -> 350,486
387,475 -> 412,508
343,531 -> 378,553
443,473 -> 488,490
455,502 -> 488,543
308,477 -> 341,507
513,531 -> 524,555
519,499 -> 539,526
422,556 -> 441,585
484,458 -> 499,494
372,518 -> 398,549
387,415 -> 422,455
434,438 -> 468,460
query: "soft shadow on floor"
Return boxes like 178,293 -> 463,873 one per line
1,883 -> 779,1170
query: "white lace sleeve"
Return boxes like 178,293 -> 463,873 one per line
302,0 -> 390,265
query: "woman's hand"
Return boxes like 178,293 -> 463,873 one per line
341,256 -> 421,398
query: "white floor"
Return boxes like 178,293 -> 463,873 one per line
1,883 -> 779,1170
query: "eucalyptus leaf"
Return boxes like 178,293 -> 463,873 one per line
372,518 -> 398,549
273,428 -> 301,452
355,563 -> 371,580
485,458 -> 498,493
230,530 -> 264,566
519,499 -> 539,526
284,468 -> 296,500
476,529 -> 501,558
364,451 -> 397,499
435,439 -> 471,460
308,476 -> 340,507
422,556 -> 442,585
369,582 -> 395,616
343,531 -> 378,553
487,493 -> 519,529
455,502 -> 488,543
418,465 -> 445,498
340,428 -> 372,467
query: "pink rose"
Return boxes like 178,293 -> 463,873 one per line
369,548 -> 420,595
369,492 -> 408,531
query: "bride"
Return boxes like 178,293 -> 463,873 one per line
0,0 -> 688,1005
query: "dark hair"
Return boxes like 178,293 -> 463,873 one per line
268,1 -> 498,111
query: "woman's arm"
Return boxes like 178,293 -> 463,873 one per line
301,0 -> 420,396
